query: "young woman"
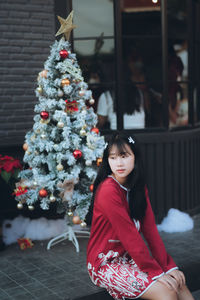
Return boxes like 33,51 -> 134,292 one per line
87,133 -> 194,300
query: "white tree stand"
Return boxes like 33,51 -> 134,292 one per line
47,225 -> 90,252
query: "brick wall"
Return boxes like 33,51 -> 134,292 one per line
0,0 -> 55,147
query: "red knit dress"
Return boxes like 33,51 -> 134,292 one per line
87,176 -> 178,299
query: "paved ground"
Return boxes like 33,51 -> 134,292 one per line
0,214 -> 200,300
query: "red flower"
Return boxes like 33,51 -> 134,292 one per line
65,100 -> 79,112
0,155 -> 22,174
13,186 -> 28,196
17,238 -> 34,250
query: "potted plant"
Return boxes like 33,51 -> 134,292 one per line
0,155 -> 22,250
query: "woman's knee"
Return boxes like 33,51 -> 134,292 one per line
141,281 -> 178,300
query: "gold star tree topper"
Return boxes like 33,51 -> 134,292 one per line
55,11 -> 77,40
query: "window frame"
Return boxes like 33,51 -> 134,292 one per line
55,0 -> 199,132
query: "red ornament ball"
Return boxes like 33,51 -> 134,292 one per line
73,149 -> 82,159
59,49 -> 69,59
91,127 -> 99,135
89,184 -> 94,192
39,188 -> 48,198
40,111 -> 49,120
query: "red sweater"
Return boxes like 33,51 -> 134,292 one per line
87,177 -> 177,280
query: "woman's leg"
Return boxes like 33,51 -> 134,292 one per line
177,284 -> 194,300
140,281 -> 178,300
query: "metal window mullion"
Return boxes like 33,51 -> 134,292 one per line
161,0 -> 169,129
114,0 -> 123,131
187,0 -> 195,126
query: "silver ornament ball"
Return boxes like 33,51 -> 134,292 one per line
17,202 -> 23,210
68,210 -> 73,217
80,221 -> 87,228
28,205 -> 34,211
85,160 -> 92,166
80,129 -> 86,136
58,89 -> 64,97
89,98 -> 95,105
50,195 -> 56,202
57,121 -> 64,128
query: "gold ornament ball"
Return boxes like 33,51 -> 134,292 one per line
50,194 -> 56,202
28,205 -> 34,211
17,202 -> 23,209
23,143 -> 28,151
89,98 -> 95,105
37,86 -> 43,94
68,210 -> 73,217
57,121 -> 64,128
61,78 -> 70,86
72,215 -> 81,224
80,221 -> 87,228
57,163 -> 64,171
97,157 -> 103,167
40,119 -> 50,124
80,129 -> 86,136
40,69 -> 48,78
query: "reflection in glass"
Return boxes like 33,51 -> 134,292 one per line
96,90 -> 116,130
121,0 -> 163,128
74,38 -> 114,56
194,1 -> 200,124
167,0 -> 188,128
74,38 -> 115,84
74,38 -> 115,117
72,0 -> 114,38
167,33 -> 188,126
121,39 -> 162,128
169,82 -> 188,128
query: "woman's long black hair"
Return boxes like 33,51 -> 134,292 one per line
86,132 -> 147,225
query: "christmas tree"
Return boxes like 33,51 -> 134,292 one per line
14,11 -> 105,227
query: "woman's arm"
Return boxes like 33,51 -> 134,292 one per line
141,187 -> 177,273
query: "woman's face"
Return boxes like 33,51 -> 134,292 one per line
108,143 -> 135,185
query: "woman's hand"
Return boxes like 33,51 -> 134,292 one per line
157,274 -> 179,292
168,269 -> 186,288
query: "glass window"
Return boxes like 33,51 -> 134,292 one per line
74,38 -> 115,116
121,0 -> 162,129
72,0 -> 115,128
194,0 -> 200,124
72,0 -> 114,38
167,0 -> 189,128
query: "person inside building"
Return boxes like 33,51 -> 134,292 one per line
97,47 -> 148,130
87,132 -> 194,300
168,44 -> 184,127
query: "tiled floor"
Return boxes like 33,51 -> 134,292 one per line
0,214 -> 200,300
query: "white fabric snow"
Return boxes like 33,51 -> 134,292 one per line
2,216 -> 67,245
157,208 -> 194,233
